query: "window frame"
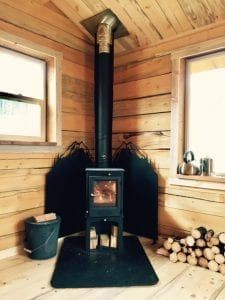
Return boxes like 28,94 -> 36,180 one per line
0,30 -> 62,152
170,36 -> 225,190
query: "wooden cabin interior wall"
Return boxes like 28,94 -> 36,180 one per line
1,0 -> 225,252
0,1 -> 94,251
113,21 -> 225,237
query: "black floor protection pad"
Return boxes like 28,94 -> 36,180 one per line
51,236 -> 159,288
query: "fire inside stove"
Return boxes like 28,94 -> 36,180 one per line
92,180 -> 117,206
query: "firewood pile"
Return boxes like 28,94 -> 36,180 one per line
157,227 -> 225,275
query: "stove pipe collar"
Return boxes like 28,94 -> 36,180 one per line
96,15 -> 118,53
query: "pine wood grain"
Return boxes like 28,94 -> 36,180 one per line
159,193 -> 225,218
114,55 -> 171,84
0,19 -> 94,67
0,0 -> 89,41
0,189 -> 44,215
114,74 -> 171,100
62,131 -> 94,150
0,159 -> 53,170
112,131 -> 170,150
0,2 -> 92,53
113,112 -> 170,133
159,206 -> 225,233
0,207 -> 44,236
62,112 -> 94,132
0,232 -> 24,251
113,94 -> 171,117
115,20 -> 225,66
0,169 -> 47,193
62,59 -> 94,83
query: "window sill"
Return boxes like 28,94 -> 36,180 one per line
169,175 -> 225,191
0,141 -> 62,153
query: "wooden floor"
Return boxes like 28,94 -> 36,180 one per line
0,237 -> 225,300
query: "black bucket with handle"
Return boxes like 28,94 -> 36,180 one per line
24,216 -> 61,259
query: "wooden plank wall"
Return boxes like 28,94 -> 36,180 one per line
113,23 -> 225,237
0,1 -> 94,251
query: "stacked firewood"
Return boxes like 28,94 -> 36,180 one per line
157,227 -> 225,275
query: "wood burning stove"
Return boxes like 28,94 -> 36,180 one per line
85,168 -> 124,251
84,12 -> 125,252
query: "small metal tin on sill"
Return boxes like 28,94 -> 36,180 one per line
200,158 -> 213,176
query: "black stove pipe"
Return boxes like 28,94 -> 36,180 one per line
95,15 -> 118,168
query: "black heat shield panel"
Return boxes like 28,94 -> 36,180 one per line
45,148 -> 93,237
113,149 -> 158,240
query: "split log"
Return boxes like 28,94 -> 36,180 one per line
203,248 -> 215,261
168,237 -> 174,244
195,248 -> 203,257
90,236 -> 98,249
211,246 -> 220,254
211,237 -> 220,246
90,227 -> 97,239
219,264 -> 225,275
218,232 -> 225,244
187,247 -> 194,254
215,254 -> 225,265
207,241 -> 214,248
186,235 -> 195,247
204,229 -> 214,242
171,241 -> 181,253
163,239 -> 172,250
111,225 -> 118,237
156,247 -> 170,257
110,235 -> 117,248
191,227 -> 207,239
177,252 -> 187,263
208,260 -> 219,272
198,257 -> 208,268
169,252 -> 178,263
34,212 -> 56,222
99,234 -> 110,247
187,255 -> 197,266
196,238 -> 206,248
182,246 -> 188,254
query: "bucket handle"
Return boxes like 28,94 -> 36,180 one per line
24,228 -> 57,254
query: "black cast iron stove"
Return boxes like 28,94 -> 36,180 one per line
85,168 -> 124,251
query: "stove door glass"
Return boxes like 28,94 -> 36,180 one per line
92,180 -> 117,206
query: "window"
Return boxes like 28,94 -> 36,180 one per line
186,51 -> 225,175
0,31 -> 62,151
0,47 -> 46,141
170,37 -> 225,189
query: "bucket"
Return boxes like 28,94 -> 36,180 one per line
24,216 -> 61,260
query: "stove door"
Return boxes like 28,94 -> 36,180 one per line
92,180 -> 117,207
88,176 -> 122,217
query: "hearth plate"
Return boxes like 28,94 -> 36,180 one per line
51,236 -> 158,288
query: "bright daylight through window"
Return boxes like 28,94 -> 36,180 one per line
0,46 -> 46,142
185,50 -> 225,176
